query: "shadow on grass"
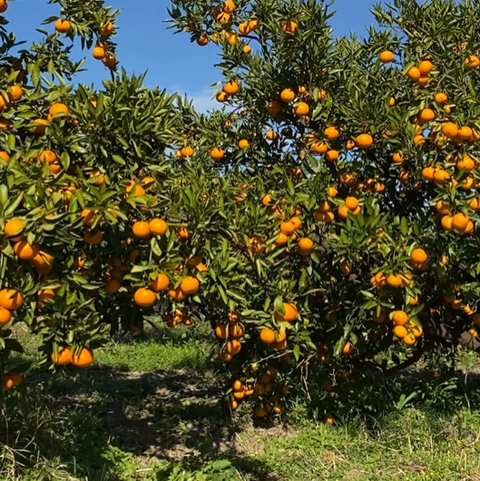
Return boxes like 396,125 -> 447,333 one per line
0,365 -> 279,480
1,345 -> 479,480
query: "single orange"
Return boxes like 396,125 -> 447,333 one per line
71,347 -> 94,367
149,218 -> 168,236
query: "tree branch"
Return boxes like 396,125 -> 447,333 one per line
383,344 -> 428,377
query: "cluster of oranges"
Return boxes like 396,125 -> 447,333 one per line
229,365 -> 287,416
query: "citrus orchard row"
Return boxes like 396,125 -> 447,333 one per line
1,0 -> 479,422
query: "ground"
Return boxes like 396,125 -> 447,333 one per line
1,322 -> 480,481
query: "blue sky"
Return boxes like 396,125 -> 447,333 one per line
6,0 -> 380,111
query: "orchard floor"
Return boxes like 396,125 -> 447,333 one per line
1,322 -> 480,481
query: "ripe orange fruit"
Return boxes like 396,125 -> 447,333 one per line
229,323 -> 245,337
248,18 -> 260,31
0,95 -> 9,110
38,288 -> 56,306
343,342 -> 354,355
238,138 -> 250,149
441,215 -> 453,230
345,196 -> 359,211
71,347 -> 94,367
134,287 -> 156,307
393,310 -> 409,325
412,248 -> 427,263
280,221 -> 296,236
197,35 -> 209,46
105,279 -> 120,293
0,151 -> 10,162
274,232 -> 288,244
406,66 -> 421,81
223,81 -> 239,95
151,273 -> 169,292
327,187 -> 337,198
457,155 -> 474,171
457,126 -> 473,140
419,60 -> 433,75
403,334 -> 416,345
215,324 -> 228,339
294,101 -> 309,116
126,181 -> 145,197
298,238 -> 313,255
393,325 -> 408,338
0,0 -> 8,13
180,276 -> 200,295
0,289 -> 23,311
243,45 -> 252,54
280,88 -> 295,102
102,54 -> 117,68
238,22 -> 251,35
442,122 -> 458,139
338,205 -> 349,219
387,274 -> 403,287
227,339 -> 241,355
409,295 -> 419,306
93,46 -> 106,59
435,201 -> 451,214
210,147 -> 225,160
419,108 -> 435,122
216,91 -> 228,102
274,302 -> 298,322
99,22 -> 115,36
340,260 -> 351,275
14,240 -> 39,260
326,150 -> 339,162
149,218 -> 168,236
51,347 -> 72,365
355,133 -> 373,148
464,55 -> 480,69
55,19 -> 71,33
49,103 -> 69,118
468,198 -> 480,211
435,92 -> 448,105
413,134 -> 425,146
132,221 -> 150,238
84,230 -> 103,245
392,152 -> 404,163
4,371 -> 22,391
290,216 -> 302,229
262,194 -> 272,206
7,85 -> 23,102
422,166 -> 435,181
452,213 -> 469,231
33,118 -> 48,134
81,209 -> 96,227
4,218 -> 24,241
0,306 -> 11,325
324,126 -> 339,140
282,20 -> 298,34
379,50 -> 394,63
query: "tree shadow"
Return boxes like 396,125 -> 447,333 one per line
1,365 -> 278,480
299,360 -> 480,426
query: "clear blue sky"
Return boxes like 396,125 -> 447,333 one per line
6,0 -> 380,111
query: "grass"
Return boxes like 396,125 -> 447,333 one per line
1,322 -> 480,481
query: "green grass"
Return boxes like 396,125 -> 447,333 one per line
95,338 -> 213,372
1,324 -> 480,481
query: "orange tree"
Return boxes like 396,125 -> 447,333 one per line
0,0 -> 208,393
2,0 -> 480,422
166,0 -> 480,417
